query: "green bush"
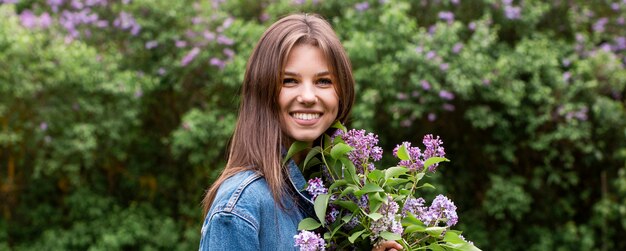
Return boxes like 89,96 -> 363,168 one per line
1,0 -> 625,250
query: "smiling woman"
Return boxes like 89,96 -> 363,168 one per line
279,44 -> 339,145
198,13 -> 401,251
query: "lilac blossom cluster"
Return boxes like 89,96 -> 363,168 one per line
403,195 -> 458,227
306,177 -> 328,200
340,129 -> 383,173
294,230 -> 326,251
370,196 -> 403,244
393,134 -> 445,172
11,0 -> 235,71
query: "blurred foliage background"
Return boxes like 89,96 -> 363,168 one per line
0,0 -> 625,250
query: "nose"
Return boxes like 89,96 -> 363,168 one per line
296,82 -> 317,105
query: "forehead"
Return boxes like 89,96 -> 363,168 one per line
284,44 -> 331,71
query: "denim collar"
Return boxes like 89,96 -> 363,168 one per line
284,154 -> 316,218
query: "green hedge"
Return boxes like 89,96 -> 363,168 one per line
1,0 -> 625,250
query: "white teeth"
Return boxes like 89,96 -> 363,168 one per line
292,113 -> 320,120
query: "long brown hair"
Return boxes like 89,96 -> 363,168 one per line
202,13 -> 355,216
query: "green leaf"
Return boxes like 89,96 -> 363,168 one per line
342,214 -> 353,223
348,229 -> 367,243
369,192 -> 385,213
340,186 -> 356,197
401,213 -> 424,226
333,200 -> 358,212
354,183 -> 384,196
303,146 -> 322,169
386,178 -> 410,187
367,212 -> 383,221
314,194 -> 330,226
397,144 -> 410,161
384,166 -> 408,180
418,183 -> 436,190
340,157 -> 359,185
380,231 -> 402,241
297,218 -> 321,230
426,226 -> 447,237
283,141 -> 309,165
413,172 -> 425,183
443,230 -> 464,244
368,169 -> 384,182
429,243 -> 446,251
330,142 -> 353,160
423,156 -> 449,170
404,225 -> 426,234
328,179 -> 347,191
331,120 -> 347,132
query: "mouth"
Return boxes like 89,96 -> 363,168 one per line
290,112 -> 322,121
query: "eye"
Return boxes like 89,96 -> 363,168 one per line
282,78 -> 298,85
317,78 -> 333,86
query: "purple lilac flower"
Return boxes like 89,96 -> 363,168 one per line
355,2 -> 370,12
615,37 -> 626,50
217,34 -> 234,45
326,207 -> 339,223
438,11 -> 455,24
420,80 -> 431,90
415,47 -> 424,55
443,104 -> 455,111
158,67 -> 166,76
562,59 -> 571,67
618,17 -> 625,25
452,43 -> 464,54
210,57 -> 226,69
47,0 -> 64,13
393,142 -> 423,171
40,122 -> 48,131
294,230 -> 325,251
223,48 -> 235,59
563,71 -> 571,82
439,90 -> 455,100
19,11 -> 38,28
341,129 -> 383,173
422,195 -> 458,227
504,5 -> 521,19
306,177 -> 328,200
203,31 -> 216,41
181,47 -> 201,66
2,0 -> 19,3
428,113 -> 437,121
397,92 -> 408,100
113,11 -> 141,35
370,197 -> 403,244
402,197 -> 427,217
145,40 -> 158,49
426,51 -> 436,60
593,18 -> 608,32
611,3 -> 620,11
422,134 -> 445,172
440,63 -> 449,71
451,0 -> 459,5
175,40 -> 187,48
468,21 -> 476,31
292,0 -> 305,5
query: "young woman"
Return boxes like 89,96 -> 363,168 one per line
199,13 -> 402,251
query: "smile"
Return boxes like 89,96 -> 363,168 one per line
291,112 -> 321,120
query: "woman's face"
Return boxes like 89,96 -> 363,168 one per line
279,44 -> 339,145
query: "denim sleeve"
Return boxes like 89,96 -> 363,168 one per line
199,211 -> 259,251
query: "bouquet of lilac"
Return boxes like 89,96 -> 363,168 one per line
289,122 -> 480,251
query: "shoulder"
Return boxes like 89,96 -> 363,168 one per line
207,170 -> 275,230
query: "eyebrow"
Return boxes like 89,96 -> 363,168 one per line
284,71 -> 331,77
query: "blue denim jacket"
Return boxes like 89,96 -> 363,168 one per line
199,159 -> 315,250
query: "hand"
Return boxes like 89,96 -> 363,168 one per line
372,240 -> 403,251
